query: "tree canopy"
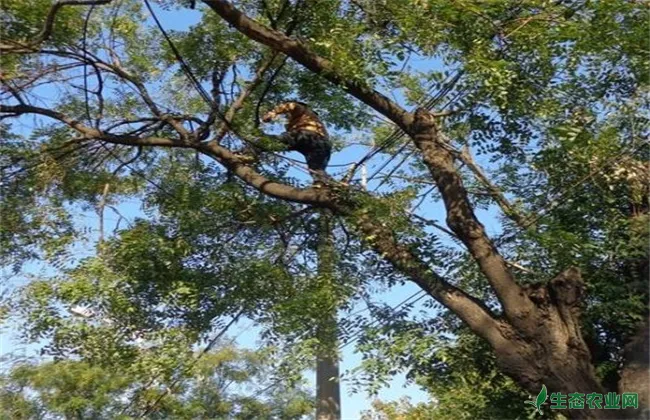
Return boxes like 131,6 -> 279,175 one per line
0,0 -> 648,419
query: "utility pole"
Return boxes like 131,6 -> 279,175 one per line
315,211 -> 341,420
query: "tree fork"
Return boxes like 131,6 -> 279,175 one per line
494,268 -> 617,420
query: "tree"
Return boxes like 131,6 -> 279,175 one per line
0,345 -> 313,419
1,1 -> 648,419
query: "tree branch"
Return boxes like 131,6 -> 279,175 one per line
198,140 -> 336,206
354,212 -> 508,347
410,109 -> 537,328
200,0 -> 412,131
0,103 -> 335,207
211,52 -> 282,143
0,104 -> 183,147
0,76 -> 26,105
456,145 -> 529,228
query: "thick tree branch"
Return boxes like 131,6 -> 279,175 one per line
200,0 -> 412,131
0,104 -> 185,146
197,140 -> 336,206
0,103 -> 335,207
409,109 -> 537,327
354,212 -> 508,347
196,0 -> 536,333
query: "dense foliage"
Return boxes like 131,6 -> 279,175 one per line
0,0 -> 647,418
1,345 -> 313,419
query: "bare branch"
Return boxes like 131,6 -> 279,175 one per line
210,52 -> 282,143
4,63 -> 87,92
456,145 -> 529,228
0,77 -> 26,105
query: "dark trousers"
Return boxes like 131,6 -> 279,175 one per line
279,130 -> 332,182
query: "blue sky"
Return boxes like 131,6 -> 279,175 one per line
0,2 -> 509,418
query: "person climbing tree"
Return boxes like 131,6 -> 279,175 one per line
262,101 -> 332,184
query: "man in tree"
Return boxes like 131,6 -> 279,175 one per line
262,101 -> 332,184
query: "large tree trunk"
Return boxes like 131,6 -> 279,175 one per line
404,110 -> 633,420
619,316 -> 650,419
491,269 -> 637,420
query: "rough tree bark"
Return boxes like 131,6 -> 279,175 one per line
619,315 -> 650,419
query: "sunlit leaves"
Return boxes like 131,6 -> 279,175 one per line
1,0 -> 86,44
0,346 -> 313,419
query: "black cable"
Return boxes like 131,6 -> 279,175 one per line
339,290 -> 427,350
347,70 -> 465,185
144,0 -> 319,177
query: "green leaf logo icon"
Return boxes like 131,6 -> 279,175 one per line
524,384 -> 548,415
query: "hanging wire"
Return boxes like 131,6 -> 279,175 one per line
143,0 -> 317,178
345,70 -> 465,184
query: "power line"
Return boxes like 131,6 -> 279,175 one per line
335,145 -> 649,353
227,289 -> 429,399
346,70 -> 465,184
144,0 -> 213,107
143,0 -> 317,179
339,289 -> 428,350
